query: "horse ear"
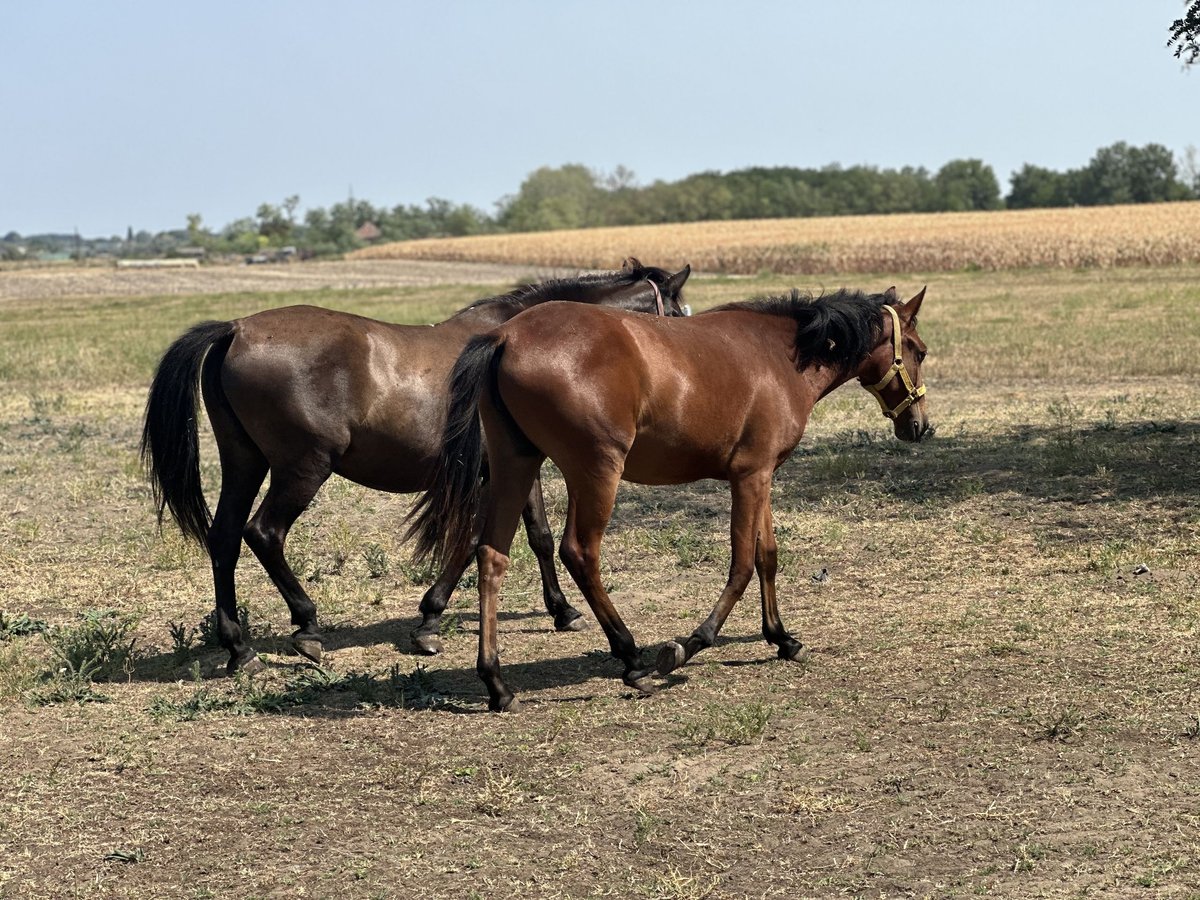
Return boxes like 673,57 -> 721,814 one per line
883,286 -> 899,303
900,286 -> 927,322
621,257 -> 642,274
666,264 -> 691,295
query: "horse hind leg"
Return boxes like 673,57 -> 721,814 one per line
208,449 -> 268,675
412,541 -> 479,656
242,456 -> 332,664
412,472 -> 585,655
756,504 -> 806,662
475,454 -> 546,712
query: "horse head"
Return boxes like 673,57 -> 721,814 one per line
620,257 -> 691,317
859,286 -> 932,443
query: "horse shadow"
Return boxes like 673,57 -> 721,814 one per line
126,611 -> 768,717
129,416 -> 1197,706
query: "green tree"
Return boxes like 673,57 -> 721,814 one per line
256,202 -> 292,244
1006,164 -> 1076,208
497,164 -> 603,231
1168,1 -> 1200,64
933,159 -> 1002,211
1079,142 -> 1189,205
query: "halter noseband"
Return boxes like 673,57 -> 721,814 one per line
865,304 -> 925,420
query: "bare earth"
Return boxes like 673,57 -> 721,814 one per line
0,262 -> 1198,899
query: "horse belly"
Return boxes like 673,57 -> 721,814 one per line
334,427 -> 437,494
621,434 -> 724,485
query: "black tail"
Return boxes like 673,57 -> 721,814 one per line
406,333 -> 509,568
139,320 -> 236,549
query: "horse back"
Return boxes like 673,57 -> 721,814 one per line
493,305 -> 807,485
218,305 -> 469,491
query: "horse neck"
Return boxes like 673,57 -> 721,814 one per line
722,308 -> 864,409
454,279 -> 637,327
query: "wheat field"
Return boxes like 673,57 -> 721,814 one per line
353,201 -> 1200,275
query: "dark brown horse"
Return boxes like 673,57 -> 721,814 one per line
410,286 -> 931,710
141,260 -> 690,674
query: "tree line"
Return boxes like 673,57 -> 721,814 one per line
4,141 -> 1197,262
205,141 -> 1196,255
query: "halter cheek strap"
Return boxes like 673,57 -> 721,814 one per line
647,278 -> 665,316
865,304 -> 925,420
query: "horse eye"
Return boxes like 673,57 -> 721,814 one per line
917,350 -> 927,363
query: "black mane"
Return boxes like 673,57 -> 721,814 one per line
706,289 -> 891,371
463,262 -> 676,313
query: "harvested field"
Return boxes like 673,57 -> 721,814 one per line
1,261 -> 1199,898
353,201 -> 1200,275
0,259 -> 569,305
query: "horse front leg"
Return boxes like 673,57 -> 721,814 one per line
657,471 -> 770,675
522,473 -> 588,632
558,472 -> 655,694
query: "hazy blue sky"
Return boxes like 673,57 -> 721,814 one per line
2,1 -> 1195,236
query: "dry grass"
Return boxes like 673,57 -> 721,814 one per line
354,201 -> 1200,275
0,261 -> 1198,897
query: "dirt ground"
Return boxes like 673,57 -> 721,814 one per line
0,261 -> 1198,899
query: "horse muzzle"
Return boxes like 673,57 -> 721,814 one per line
896,416 -> 934,443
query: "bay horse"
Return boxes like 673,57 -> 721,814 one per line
409,286 -> 931,711
141,260 -> 690,674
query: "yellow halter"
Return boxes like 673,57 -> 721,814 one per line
865,304 -> 925,420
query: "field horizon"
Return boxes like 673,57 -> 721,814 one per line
353,201 -> 1200,276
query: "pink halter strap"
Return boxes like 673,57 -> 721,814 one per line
647,278 -> 665,316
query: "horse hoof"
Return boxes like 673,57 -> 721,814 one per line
412,632 -> 444,656
490,695 -> 521,713
656,640 -> 687,676
778,642 -> 810,663
555,612 -> 590,633
623,669 -> 659,695
292,637 -> 323,664
229,654 -> 265,677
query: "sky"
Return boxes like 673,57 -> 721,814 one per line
1,1 -> 1196,237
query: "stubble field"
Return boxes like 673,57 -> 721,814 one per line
1,259 -> 1198,899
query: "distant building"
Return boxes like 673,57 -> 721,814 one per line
355,221 -> 382,242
